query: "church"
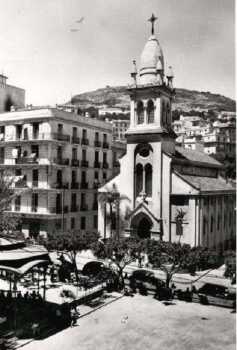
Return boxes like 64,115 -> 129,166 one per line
98,15 -> 236,250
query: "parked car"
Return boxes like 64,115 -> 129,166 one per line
197,283 -> 236,308
129,269 -> 164,292
82,261 -> 105,277
82,261 -> 116,283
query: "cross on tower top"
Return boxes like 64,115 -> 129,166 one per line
148,13 -> 157,35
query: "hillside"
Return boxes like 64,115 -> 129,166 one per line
71,86 -> 235,113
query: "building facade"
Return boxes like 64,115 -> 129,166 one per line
98,17 -> 236,251
98,107 -> 129,116
0,107 -> 123,237
112,119 -> 130,142
0,74 -> 25,113
203,119 -> 236,155
174,114 -> 236,156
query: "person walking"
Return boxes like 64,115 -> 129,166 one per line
70,308 -> 78,327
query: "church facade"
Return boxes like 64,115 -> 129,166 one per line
98,16 -> 236,250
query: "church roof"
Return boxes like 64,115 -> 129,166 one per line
175,146 -> 222,167
140,35 -> 164,71
139,34 -> 164,85
179,174 -> 235,192
127,200 -> 160,223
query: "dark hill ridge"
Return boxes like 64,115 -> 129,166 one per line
70,86 -> 235,112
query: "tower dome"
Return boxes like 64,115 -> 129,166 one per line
138,15 -> 164,85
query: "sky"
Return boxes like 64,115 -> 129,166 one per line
0,0 -> 235,105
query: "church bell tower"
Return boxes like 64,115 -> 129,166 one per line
125,14 -> 176,239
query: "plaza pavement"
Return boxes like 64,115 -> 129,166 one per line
22,294 -> 236,350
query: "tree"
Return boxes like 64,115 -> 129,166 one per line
0,171 -> 16,212
147,241 -> 223,287
223,250 -> 236,282
99,183 -> 130,239
0,170 -> 26,236
92,236 -> 145,289
212,152 -> 236,179
41,230 -> 99,282
190,247 -> 222,271
147,240 -> 195,288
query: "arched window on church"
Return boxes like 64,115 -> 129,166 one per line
162,101 -> 166,126
166,103 -> 170,127
147,100 -> 155,124
145,163 -> 152,197
135,163 -> 143,197
137,101 -> 144,125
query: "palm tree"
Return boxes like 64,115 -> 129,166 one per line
99,183 -> 130,240
175,208 -> 186,242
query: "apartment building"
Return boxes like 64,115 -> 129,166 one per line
98,107 -> 129,116
0,74 -> 25,113
203,120 -> 236,155
174,113 -> 236,156
111,119 -> 130,142
173,115 -> 210,137
0,107 -> 121,238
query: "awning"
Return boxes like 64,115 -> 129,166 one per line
0,259 -> 49,276
0,238 -> 50,273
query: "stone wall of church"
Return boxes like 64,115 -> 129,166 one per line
200,194 -> 236,250
170,195 -> 194,246
170,193 -> 236,250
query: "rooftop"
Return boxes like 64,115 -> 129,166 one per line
0,107 -> 112,131
180,115 -> 203,122
180,174 -> 235,192
175,146 -> 221,167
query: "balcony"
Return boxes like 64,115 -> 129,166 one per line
16,156 -> 38,164
53,158 -> 69,166
71,205 -> 79,212
15,205 -> 21,212
15,180 -> 27,188
71,136 -> 80,144
102,162 -> 109,169
71,159 -> 80,167
81,160 -> 89,168
31,206 -> 38,213
93,182 -> 101,189
53,205 -> 69,214
52,133 -> 70,142
71,182 -> 79,189
94,161 -> 101,169
80,182 -> 88,189
52,182 -> 69,189
94,140 -> 101,147
113,161 -> 120,168
81,138 -> 89,146
80,204 -> 88,211
102,142 -> 109,149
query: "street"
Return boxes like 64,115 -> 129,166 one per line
22,294 -> 235,350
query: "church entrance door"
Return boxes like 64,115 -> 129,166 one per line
137,217 -> 152,239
